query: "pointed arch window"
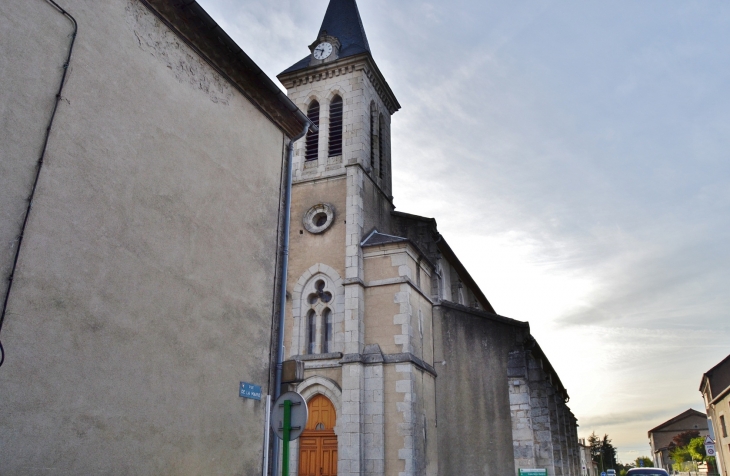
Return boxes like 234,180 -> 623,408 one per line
370,102 -> 377,170
304,279 -> 334,355
328,95 -> 343,157
378,114 -> 385,178
305,101 -> 320,162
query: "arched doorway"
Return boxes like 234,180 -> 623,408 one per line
299,394 -> 338,476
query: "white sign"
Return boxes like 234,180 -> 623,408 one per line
705,436 -> 716,457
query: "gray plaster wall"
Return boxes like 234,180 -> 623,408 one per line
433,303 -> 527,475
0,0 -> 71,306
0,0 -> 288,474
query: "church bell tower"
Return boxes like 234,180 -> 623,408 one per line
278,2 -> 437,475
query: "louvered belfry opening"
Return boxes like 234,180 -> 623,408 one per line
306,101 -> 320,161
378,114 -> 385,178
328,96 -> 343,157
370,102 -> 377,170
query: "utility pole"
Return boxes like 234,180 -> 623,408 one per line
600,446 -> 605,473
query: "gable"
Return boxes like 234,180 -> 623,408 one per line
648,409 -> 708,435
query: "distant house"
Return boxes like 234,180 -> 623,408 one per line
579,438 -> 599,476
648,409 -> 710,471
700,354 -> 730,476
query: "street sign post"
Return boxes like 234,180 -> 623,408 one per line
271,392 -> 308,476
518,470 -> 548,476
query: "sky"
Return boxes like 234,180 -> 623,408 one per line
196,0 -> 730,462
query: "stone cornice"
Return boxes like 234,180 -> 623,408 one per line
341,352 -> 437,377
435,300 -> 530,329
278,54 -> 401,115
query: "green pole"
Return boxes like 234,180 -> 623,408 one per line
282,400 -> 291,476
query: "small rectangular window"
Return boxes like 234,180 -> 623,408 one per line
721,415 -> 728,438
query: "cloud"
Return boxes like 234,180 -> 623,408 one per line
197,0 -> 730,461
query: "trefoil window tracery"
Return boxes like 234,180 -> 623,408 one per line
304,279 -> 334,355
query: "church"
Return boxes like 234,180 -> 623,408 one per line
278,1 -> 581,475
0,0 -> 580,474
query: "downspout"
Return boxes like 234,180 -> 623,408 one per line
270,118 -> 315,476
0,0 -> 77,368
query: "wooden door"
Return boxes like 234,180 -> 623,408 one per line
299,395 -> 338,476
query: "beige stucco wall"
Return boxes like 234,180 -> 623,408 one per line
709,396 -> 730,476
286,176 -> 347,358
0,0 -> 289,473
363,242 -> 434,359
364,284 -> 402,355
289,177 -> 347,279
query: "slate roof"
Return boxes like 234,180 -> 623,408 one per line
360,230 -> 408,247
700,353 -> 730,401
281,0 -> 371,75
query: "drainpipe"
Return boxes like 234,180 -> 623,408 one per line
270,119 -> 314,476
0,0 -> 77,368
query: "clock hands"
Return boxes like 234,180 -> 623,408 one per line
314,43 -> 331,59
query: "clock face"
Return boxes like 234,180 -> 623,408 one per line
313,42 -> 333,60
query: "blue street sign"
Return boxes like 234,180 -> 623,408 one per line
601,473 -> 607,476
239,382 -> 262,400
640,460 -> 644,467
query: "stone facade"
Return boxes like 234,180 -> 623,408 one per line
508,342 -> 581,476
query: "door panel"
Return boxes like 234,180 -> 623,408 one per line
299,395 -> 338,476
299,437 -> 319,476
321,437 -> 338,476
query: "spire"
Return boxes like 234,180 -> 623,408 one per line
318,0 -> 370,58
280,0 -> 371,75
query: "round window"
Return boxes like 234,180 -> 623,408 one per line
303,203 -> 335,234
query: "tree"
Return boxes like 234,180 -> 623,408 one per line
669,434 -> 707,472
669,445 -> 692,464
588,432 -> 619,470
687,437 -> 706,462
672,430 -> 700,448
635,456 -> 653,468
601,434 -> 619,469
